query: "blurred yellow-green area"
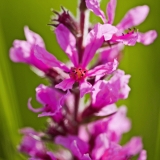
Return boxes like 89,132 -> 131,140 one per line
0,0 -> 160,159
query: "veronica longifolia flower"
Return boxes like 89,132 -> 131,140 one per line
85,0 -> 157,46
34,23 -> 118,97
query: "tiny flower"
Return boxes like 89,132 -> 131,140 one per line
35,23 -> 118,97
55,135 -> 90,159
18,128 -> 56,160
92,69 -> 131,109
85,0 -> 157,46
28,84 -> 65,122
89,106 -> 131,143
9,26 -> 47,71
88,106 -> 143,160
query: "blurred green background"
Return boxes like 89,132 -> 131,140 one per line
0,0 -> 159,159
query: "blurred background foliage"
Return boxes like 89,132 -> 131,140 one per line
0,0 -> 160,159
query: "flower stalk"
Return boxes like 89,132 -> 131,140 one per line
9,0 -> 157,159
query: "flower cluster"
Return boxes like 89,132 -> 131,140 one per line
10,0 -> 157,159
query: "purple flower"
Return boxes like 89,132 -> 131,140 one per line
91,69 -> 131,109
18,128 -> 56,160
88,106 -> 143,160
85,0 -> 157,46
34,23 -> 118,97
55,135 -> 90,159
89,106 -> 131,143
9,26 -> 49,72
28,84 -> 65,122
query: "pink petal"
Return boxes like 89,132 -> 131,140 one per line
28,98 -> 44,113
81,154 -> 92,160
100,44 -> 124,63
109,69 -> 131,99
92,69 -> 131,108
24,26 -> 45,48
137,30 -> 157,45
138,150 -> 147,160
35,84 -> 63,121
85,0 -> 106,23
106,0 -> 117,24
92,134 -> 109,160
55,78 -> 75,91
55,135 -> 89,159
79,81 -> 94,98
81,24 -> 117,68
92,80 -> 118,108
111,31 -> 138,46
9,27 -> 49,71
108,106 -> 131,142
34,45 -> 70,72
103,24 -> 118,41
117,5 -> 149,31
122,137 -> 143,156
95,104 -> 117,116
87,59 -> 118,77
55,24 -> 79,67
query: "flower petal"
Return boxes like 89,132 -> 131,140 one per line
92,69 -> 131,108
87,59 -> 118,77
122,137 -> 143,156
99,44 -> 124,63
117,5 -> 149,31
55,135 -> 89,159
9,27 -> 48,72
28,98 -> 44,113
24,26 -> 45,47
79,81 -> 94,98
55,24 -> 79,67
92,133 -> 109,160
55,78 -> 75,91
29,84 -> 63,121
81,24 -> 117,68
138,150 -> 147,160
111,31 -> 138,46
85,0 -> 106,23
106,0 -> 117,24
137,30 -> 157,45
34,45 -> 70,72
81,154 -> 92,160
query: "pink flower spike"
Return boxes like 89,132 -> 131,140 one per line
55,24 -> 79,67
137,30 -> 157,45
106,0 -> 117,24
117,5 -> 149,31
79,81 -> 94,98
81,24 -> 117,68
34,45 -> 70,72
85,0 -> 107,23
87,60 -> 118,77
55,78 -> 75,91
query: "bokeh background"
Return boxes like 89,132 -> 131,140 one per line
0,0 -> 160,159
